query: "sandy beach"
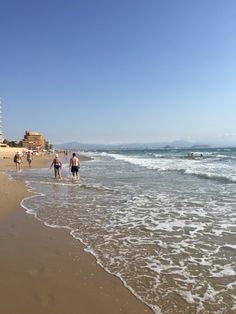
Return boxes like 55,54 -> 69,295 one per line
0,148 -> 152,314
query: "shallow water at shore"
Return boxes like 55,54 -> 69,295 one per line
10,148 -> 236,313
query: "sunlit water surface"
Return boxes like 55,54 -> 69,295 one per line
10,148 -> 236,313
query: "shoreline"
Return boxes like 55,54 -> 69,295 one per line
0,152 -> 153,314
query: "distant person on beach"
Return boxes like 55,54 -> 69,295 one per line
50,154 -> 62,179
70,153 -> 80,179
14,152 -> 23,171
26,151 -> 33,167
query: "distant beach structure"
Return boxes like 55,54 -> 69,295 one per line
22,131 -> 46,150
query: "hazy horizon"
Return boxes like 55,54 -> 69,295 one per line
54,138 -> 236,148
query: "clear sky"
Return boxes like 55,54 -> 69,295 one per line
1,0 -> 236,144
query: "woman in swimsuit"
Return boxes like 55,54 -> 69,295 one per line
26,151 -> 33,167
14,152 -> 23,171
50,154 -> 62,178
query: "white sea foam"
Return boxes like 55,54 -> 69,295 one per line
178,290 -> 195,304
223,244 -> 236,250
103,152 -> 236,183
11,149 -> 236,314
210,264 -> 236,277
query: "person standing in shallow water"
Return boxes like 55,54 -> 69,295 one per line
50,154 -> 62,179
14,152 -> 23,171
70,153 -> 80,179
26,151 -> 33,167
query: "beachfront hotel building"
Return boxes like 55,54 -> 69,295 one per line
22,131 -> 46,150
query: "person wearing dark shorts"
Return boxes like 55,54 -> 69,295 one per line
70,153 -> 80,179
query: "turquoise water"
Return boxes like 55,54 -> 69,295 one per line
12,148 -> 236,313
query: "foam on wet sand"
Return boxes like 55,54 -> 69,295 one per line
0,150 -> 152,314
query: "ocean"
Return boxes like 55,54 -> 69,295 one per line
11,148 -> 236,313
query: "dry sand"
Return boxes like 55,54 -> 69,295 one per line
0,149 -> 153,314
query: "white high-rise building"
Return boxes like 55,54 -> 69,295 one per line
0,99 -> 4,143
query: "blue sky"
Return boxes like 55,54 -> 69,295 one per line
1,0 -> 236,144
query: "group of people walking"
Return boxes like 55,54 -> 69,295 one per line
13,151 -> 80,180
13,151 -> 33,171
50,152 -> 80,179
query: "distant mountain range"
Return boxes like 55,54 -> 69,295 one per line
54,140 -> 214,150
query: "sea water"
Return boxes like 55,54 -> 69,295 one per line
10,148 -> 236,313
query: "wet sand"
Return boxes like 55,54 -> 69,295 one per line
0,150 -> 152,314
